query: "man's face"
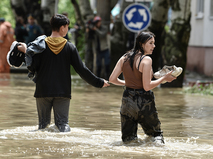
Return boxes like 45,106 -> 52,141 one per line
64,25 -> 69,34
28,18 -> 34,25
96,21 -> 101,28
60,24 -> 69,37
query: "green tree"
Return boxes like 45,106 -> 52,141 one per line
161,0 -> 191,87
4,0 -> 191,87
58,0 -> 76,27
0,0 -> 15,27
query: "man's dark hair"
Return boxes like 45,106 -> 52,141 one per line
0,17 -> 5,22
50,14 -> 70,31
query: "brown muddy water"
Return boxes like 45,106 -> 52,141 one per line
0,73 -> 213,159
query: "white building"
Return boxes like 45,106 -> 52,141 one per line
187,0 -> 213,76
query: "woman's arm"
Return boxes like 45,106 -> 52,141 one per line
139,56 -> 176,91
109,56 -> 125,86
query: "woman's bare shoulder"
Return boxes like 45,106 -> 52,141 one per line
144,55 -> 152,60
119,54 -> 127,62
143,56 -> 152,64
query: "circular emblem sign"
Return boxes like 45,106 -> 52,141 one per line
122,3 -> 151,33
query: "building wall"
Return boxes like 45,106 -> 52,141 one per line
187,0 -> 213,76
187,46 -> 213,76
189,0 -> 204,46
204,47 -> 213,75
187,46 -> 205,74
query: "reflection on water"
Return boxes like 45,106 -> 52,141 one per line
1,73 -> 213,158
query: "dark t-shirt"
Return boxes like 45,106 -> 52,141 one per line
33,42 -> 104,98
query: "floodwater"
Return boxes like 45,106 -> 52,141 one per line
1,73 -> 213,159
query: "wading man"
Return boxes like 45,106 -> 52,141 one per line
16,14 -> 109,132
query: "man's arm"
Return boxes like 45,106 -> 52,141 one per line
94,25 -> 108,38
69,44 -> 109,88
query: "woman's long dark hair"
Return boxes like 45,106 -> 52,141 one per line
125,31 -> 155,70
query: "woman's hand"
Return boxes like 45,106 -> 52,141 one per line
164,71 -> 176,82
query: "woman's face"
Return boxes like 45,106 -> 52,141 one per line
142,37 -> 155,55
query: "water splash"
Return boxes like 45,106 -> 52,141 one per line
1,125 -> 213,158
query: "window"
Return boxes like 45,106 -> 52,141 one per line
210,0 -> 213,17
196,0 -> 204,19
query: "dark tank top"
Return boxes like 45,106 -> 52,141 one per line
122,53 -> 145,89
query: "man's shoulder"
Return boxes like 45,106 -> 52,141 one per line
100,25 -> 107,30
66,41 -> 76,49
34,24 -> 41,28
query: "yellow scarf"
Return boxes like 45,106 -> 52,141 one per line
45,37 -> 67,55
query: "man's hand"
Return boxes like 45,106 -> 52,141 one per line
102,79 -> 110,87
92,26 -> 97,31
17,42 -> 27,53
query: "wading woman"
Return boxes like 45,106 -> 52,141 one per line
109,31 -> 176,143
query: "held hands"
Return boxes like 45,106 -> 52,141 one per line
102,79 -> 110,87
164,71 -> 176,82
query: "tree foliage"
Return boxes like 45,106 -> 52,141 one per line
1,0 -> 191,87
58,0 -> 76,27
161,0 -> 191,87
0,0 -> 15,27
